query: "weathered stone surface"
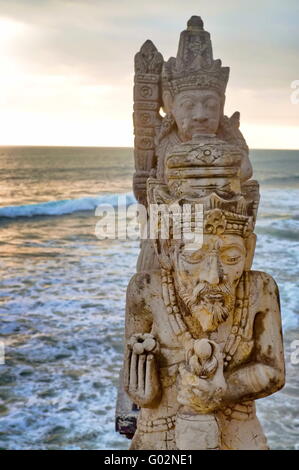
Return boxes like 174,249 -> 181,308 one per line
118,15 -> 285,450
115,368 -> 138,439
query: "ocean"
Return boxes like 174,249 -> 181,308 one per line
0,146 -> 298,450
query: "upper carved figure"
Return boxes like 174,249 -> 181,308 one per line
133,16 -> 252,206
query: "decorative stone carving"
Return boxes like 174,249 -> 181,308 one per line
133,40 -> 164,206
118,15 -> 285,450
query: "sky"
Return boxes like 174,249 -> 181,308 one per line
0,0 -> 298,148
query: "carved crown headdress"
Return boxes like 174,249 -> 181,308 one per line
162,16 -> 229,97
147,178 -> 259,239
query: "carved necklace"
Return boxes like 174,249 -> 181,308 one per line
161,268 -> 249,369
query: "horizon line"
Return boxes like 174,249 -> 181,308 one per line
0,144 -> 298,151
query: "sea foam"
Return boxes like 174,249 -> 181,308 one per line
0,193 -> 136,219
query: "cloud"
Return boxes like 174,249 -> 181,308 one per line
1,0 -> 298,86
0,0 -> 298,146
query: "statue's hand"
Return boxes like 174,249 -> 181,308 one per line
178,340 -> 227,413
124,333 -> 161,408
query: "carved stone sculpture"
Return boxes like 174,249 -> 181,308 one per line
119,15 -> 285,450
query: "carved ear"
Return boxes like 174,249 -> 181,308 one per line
244,233 -> 256,270
162,90 -> 173,114
220,95 -> 226,116
154,239 -> 173,271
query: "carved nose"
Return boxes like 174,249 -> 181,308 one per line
193,114 -> 207,122
199,254 -> 221,285
192,107 -> 207,122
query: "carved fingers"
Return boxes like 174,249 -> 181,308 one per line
145,353 -> 161,403
124,333 -> 161,408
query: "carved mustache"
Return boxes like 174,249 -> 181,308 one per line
176,276 -> 234,309
190,282 -> 233,305
191,283 -> 234,326
177,280 -> 235,329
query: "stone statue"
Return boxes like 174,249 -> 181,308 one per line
118,15 -> 285,450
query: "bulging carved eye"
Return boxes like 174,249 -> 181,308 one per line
181,100 -> 193,109
180,250 -> 203,264
204,98 -> 219,110
221,255 -> 241,265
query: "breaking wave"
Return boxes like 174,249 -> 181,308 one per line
0,193 -> 136,219
261,175 -> 299,187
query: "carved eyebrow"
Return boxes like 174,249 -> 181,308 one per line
203,96 -> 219,104
202,93 -> 219,99
220,244 -> 245,254
177,94 -> 196,103
180,245 -> 206,256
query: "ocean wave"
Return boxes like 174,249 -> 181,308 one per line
258,213 -> 299,222
261,175 -> 299,186
0,193 -> 136,219
256,218 -> 299,241
256,226 -> 299,241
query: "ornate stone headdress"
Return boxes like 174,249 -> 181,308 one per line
147,178 -> 260,238
162,16 -> 229,97
147,130 -> 259,240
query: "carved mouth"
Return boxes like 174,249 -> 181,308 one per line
192,126 -> 208,132
204,293 -> 224,303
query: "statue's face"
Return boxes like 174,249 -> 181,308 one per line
171,89 -> 222,141
171,234 -> 246,332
